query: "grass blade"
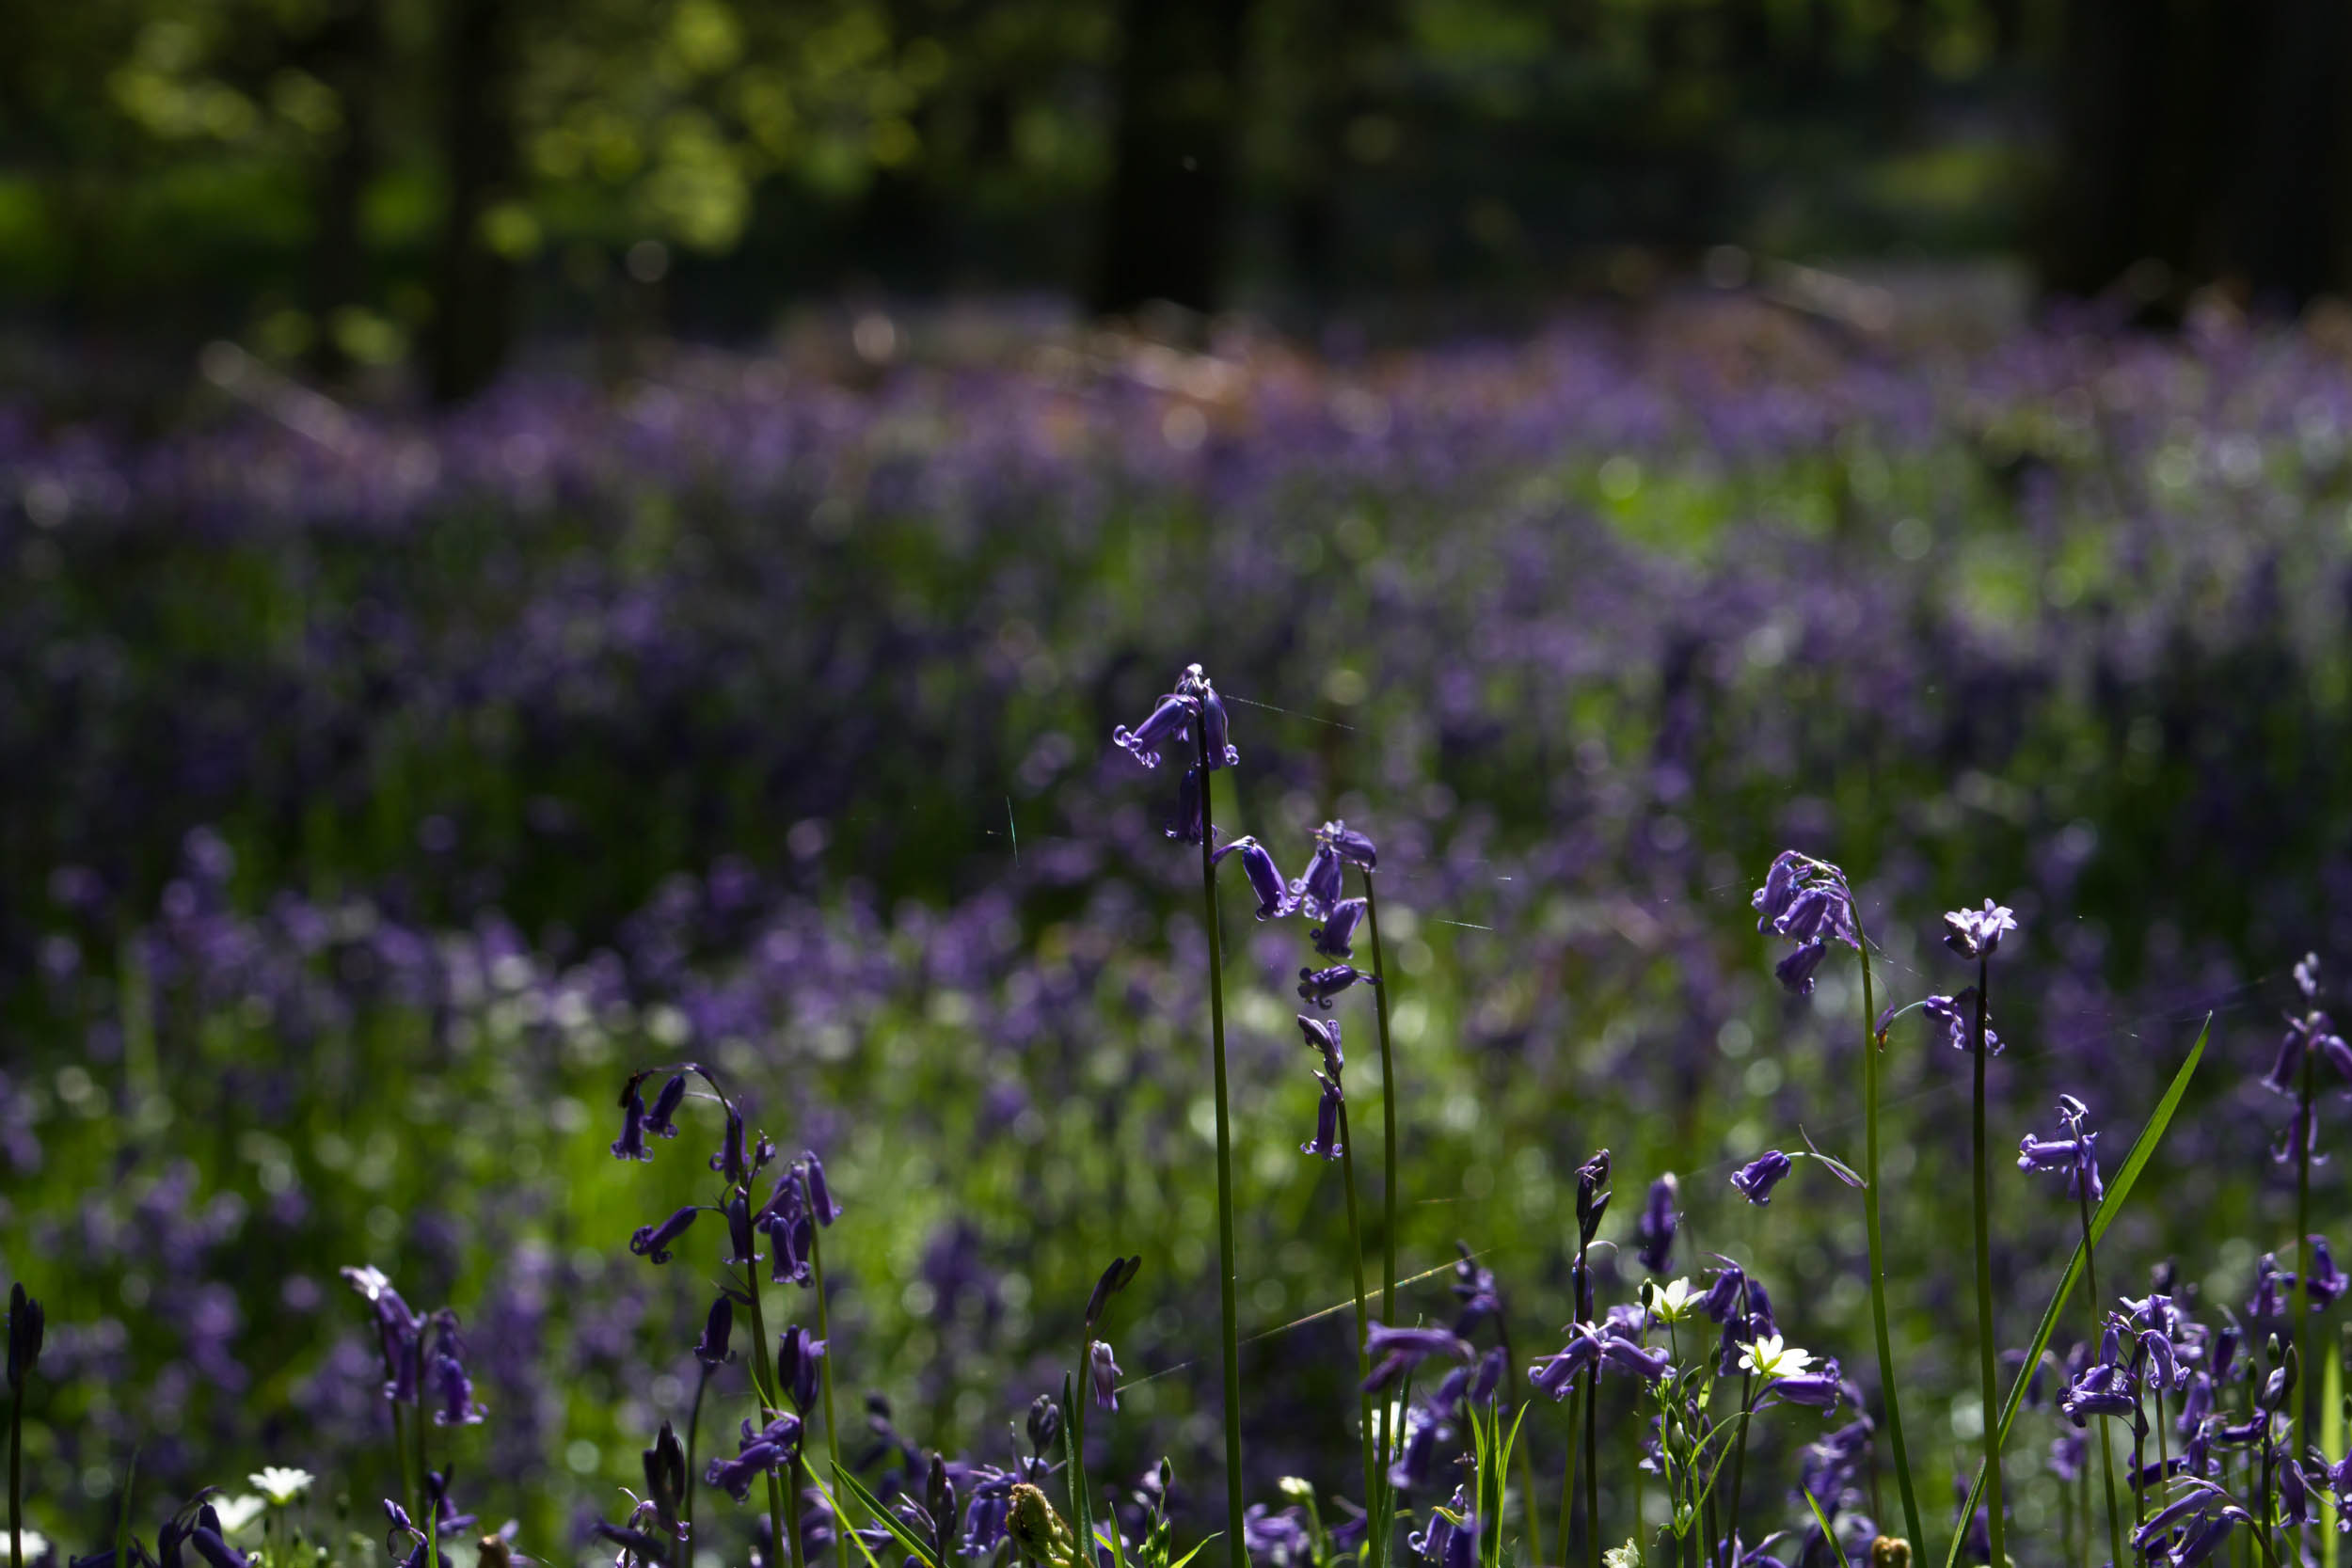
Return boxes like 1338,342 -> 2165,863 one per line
1939,1013 -> 2209,1568
828,1463 -> 941,1568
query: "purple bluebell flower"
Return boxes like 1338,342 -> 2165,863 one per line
1470,1347 -> 1505,1405
709,1108 -> 748,1184
1529,1326 -> 1601,1401
630,1206 -> 701,1264
1426,1363 -> 1471,1420
1942,898 -> 2018,959
612,1077 -> 655,1163
1762,1363 -> 1846,1409
1296,1014 -> 1343,1078
799,1152 -> 841,1225
1084,1256 -> 1142,1328
1599,1336 -> 1671,1384
765,1206 -> 813,1286
1633,1173 -> 1678,1273
2060,1360 -> 2139,1426
644,1073 -> 689,1139
1921,990 -> 2001,1054
1387,1404 -> 1440,1488
1292,842 -> 1345,922
1363,1323 -> 1473,1392
706,1415 -> 802,1501
1773,942 -> 1830,995
1166,768 -> 1204,844
1111,692 -> 1196,770
1450,1243 -> 1499,1336
1575,1148 -> 1611,1245
2018,1094 -> 2103,1201
1301,1072 -> 1345,1161
2048,1431 -> 2087,1482
429,1312 -> 485,1425
1191,671 -> 1239,770
1406,1490 -> 1467,1565
723,1196 -> 763,1267
1729,1151 -> 1793,1205
2273,1101 -> 2323,1165
8,1282 -> 46,1391
1297,963 -> 1376,1009
1701,1262 -> 1747,1323
1211,836 -> 1295,920
1319,819 -> 1377,869
695,1293 -> 734,1366
2250,1254 -> 2295,1318
1752,851 -> 1858,994
1243,1505 -> 1313,1567
2310,1236 -> 2346,1308
777,1323 -> 825,1413
1089,1339 -> 1121,1410
1311,896 -> 1368,958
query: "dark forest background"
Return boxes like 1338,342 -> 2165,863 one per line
6,0 -> 2351,401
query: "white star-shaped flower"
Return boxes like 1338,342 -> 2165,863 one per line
250,1467 -> 315,1506
1739,1334 -> 1815,1380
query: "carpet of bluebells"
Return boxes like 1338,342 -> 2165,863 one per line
6,301 -> 2352,1568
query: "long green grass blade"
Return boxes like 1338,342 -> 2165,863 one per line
1939,1014 -> 2209,1568
829,1463 -> 942,1568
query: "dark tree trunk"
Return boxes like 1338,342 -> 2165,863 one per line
2047,0 -> 2350,304
429,0 -> 519,404
1091,0 -> 1251,318
307,0 -> 383,379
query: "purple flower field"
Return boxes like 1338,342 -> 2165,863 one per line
5,305 -> 2352,1568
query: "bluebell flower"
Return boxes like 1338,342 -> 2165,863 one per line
1190,673 -> 1239,771
1942,899 -> 2018,960
1297,963 -> 1376,1009
1633,1173 -> 1678,1273
1212,836 -> 1295,920
695,1293 -> 734,1366
2310,1236 -> 2346,1308
644,1073 -> 689,1140
1243,1505 -> 1314,1568
1752,851 -> 1858,994
764,1207 -> 813,1286
723,1196 -> 764,1267
800,1152 -> 842,1225
630,1206 -> 701,1264
1296,1014 -> 1344,1079
1319,820 -> 1378,870
1761,1361 -> 1845,1410
1292,843 -> 1345,923
1729,1151 -> 1793,1205
1084,1256 -> 1142,1328
1111,693 -> 1197,770
1387,1404 -> 1440,1489
2048,1431 -> 2087,1481
1311,897 -> 1368,958
2251,1254 -> 2296,1318
1920,990 -> 2001,1054
2273,1101 -> 2322,1166
2018,1094 -> 2103,1201
709,1108 -> 750,1184
2059,1360 -> 2138,1426
1407,1488 -> 1471,1565
429,1312 -> 485,1425
1165,768 -> 1205,844
1450,1243 -> 1499,1336
1363,1323 -> 1473,1392
706,1415 -> 803,1502
1700,1262 -> 1747,1324
777,1323 -> 825,1413
1470,1346 -> 1505,1405
1575,1148 -> 1612,1245
612,1077 -> 654,1163
1425,1365 -> 1470,1420
1598,1336 -> 1671,1385
1089,1339 -> 1121,1410
1301,1072 -> 1345,1161
1529,1326 -> 1601,1401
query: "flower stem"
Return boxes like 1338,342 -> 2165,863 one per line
1855,926 -> 1926,1550
1337,1102 -> 1383,1568
1724,1369 -> 1755,1564
1969,957 -> 2006,1568
1196,738 -> 1248,1568
2296,1037 -> 2317,1478
743,1255 -> 790,1568
414,1388 -> 436,1568
9,1370 -> 23,1568
1581,1367 -> 1599,1568
1361,871 -> 1399,1334
684,1362 -> 714,1545
2075,1186 -> 2125,1568
807,1224 -> 849,1528
1558,1384 -> 1579,1568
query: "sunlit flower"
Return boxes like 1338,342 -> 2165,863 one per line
1739,1334 -> 1815,1380
249,1468 -> 314,1506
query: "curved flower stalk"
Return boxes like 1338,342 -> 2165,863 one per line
1750,850 -> 1923,1552
338,1265 -> 485,1568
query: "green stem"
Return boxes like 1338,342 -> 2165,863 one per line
1855,927 -> 1925,1550
414,1390 -> 435,1567
684,1362 -> 713,1545
743,1255 -> 790,1568
393,1402 -> 416,1549
1362,872 -> 1399,1323
1582,1367 -> 1599,1568
10,1377 -> 23,1568
2296,1035 -> 2317,1479
2076,1187 -> 2125,1568
1724,1371 -> 1755,1563
1559,1384 -> 1579,1568
1197,739 -> 1248,1568
808,1223 -> 849,1531
1337,1102 -> 1382,1568
787,1452 -> 805,1568
1969,958 -> 2006,1568
1071,1368 -> 1095,1561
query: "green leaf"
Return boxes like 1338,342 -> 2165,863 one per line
1799,1485 -> 1840,1548
1798,1125 -> 1866,1189
1939,1014 -> 2209,1568
829,1462 -> 942,1568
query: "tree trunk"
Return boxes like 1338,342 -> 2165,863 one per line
307,0 -> 383,380
1090,0 -> 1251,319
429,0 -> 519,403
